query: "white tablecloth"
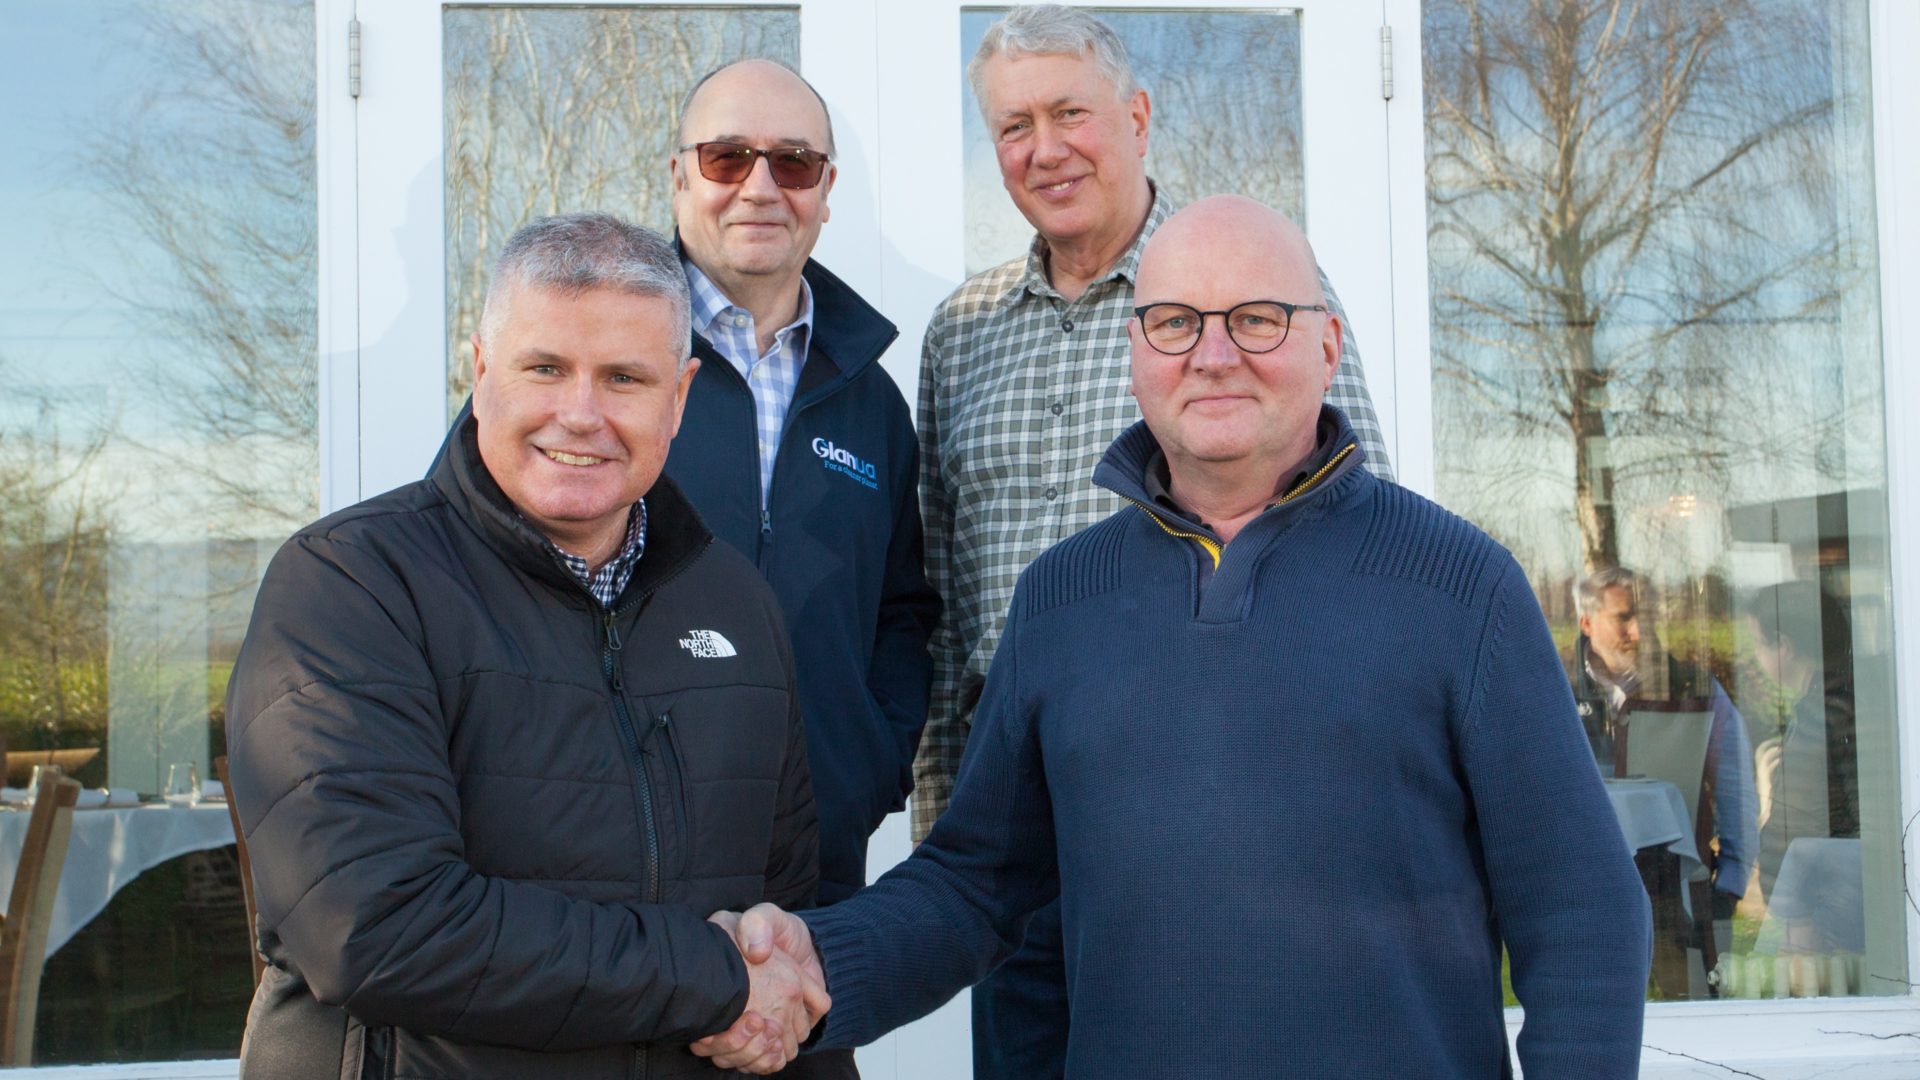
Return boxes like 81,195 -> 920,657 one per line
1604,777 -> 1708,884
0,802 -> 236,958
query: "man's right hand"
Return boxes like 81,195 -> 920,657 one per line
694,905 -> 829,1073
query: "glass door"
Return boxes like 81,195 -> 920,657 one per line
346,0 -> 880,503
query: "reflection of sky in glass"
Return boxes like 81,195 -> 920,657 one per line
0,0 -> 317,543
959,8 -> 1303,275
0,1 -> 152,423
441,6 -> 799,413
1422,0 -> 1883,589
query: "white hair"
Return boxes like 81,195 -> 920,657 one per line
1574,566 -> 1642,619
967,4 -> 1139,120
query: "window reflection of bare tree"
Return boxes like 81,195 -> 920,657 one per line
1424,0 -> 1858,579
1135,12 -> 1304,223
442,8 -> 799,413
84,0 -> 319,540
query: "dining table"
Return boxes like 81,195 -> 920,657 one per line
0,795 -> 237,958
1603,776 -> 1708,889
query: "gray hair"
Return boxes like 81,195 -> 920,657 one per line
1574,566 -> 1642,619
676,58 -> 836,158
967,4 -> 1140,120
479,213 -> 692,366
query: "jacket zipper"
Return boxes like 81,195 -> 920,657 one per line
702,340 -> 841,568
601,607 -> 654,1080
601,609 -> 659,901
1123,495 -> 1222,568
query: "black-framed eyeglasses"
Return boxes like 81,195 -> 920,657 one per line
678,141 -> 832,189
1131,300 -> 1328,355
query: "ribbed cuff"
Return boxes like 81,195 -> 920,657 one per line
798,906 -> 878,1049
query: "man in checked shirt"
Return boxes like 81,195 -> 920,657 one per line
910,7 -> 1396,1076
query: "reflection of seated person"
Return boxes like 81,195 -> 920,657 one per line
1571,567 -> 1757,910
1742,579 -> 1859,901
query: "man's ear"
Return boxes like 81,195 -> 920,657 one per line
1320,311 -> 1342,391
668,356 -> 702,439
471,332 -> 488,384
1129,89 -> 1151,155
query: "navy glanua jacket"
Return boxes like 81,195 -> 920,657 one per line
668,255 -> 938,903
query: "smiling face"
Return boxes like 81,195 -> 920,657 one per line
470,285 -> 697,560
672,60 -> 835,298
1128,197 -> 1339,492
978,49 -> 1151,262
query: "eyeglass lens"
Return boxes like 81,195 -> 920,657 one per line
694,142 -> 829,189
1138,302 -> 1294,354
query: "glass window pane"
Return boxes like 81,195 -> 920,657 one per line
960,8 -> 1303,275
1423,0 -> 1899,1001
442,5 -> 801,415
0,0 -> 316,1060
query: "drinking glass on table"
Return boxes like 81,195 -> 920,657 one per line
163,763 -> 201,808
27,763 -> 63,800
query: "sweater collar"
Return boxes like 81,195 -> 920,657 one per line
1094,405 -> 1370,542
1141,411 -> 1346,534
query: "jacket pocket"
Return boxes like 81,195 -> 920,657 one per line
656,710 -> 694,881
340,1018 -> 390,1080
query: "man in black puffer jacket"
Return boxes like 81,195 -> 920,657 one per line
226,214 -> 830,1079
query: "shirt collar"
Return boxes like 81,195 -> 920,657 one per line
683,257 -> 816,351
536,500 -> 648,606
1009,180 -> 1177,307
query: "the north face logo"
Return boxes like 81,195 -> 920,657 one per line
678,630 -> 737,658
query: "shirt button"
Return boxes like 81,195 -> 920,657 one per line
1062,319 -> 1075,332
1050,402 -> 1063,416
1045,487 -> 1058,500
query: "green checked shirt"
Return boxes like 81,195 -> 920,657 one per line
909,184 -> 1396,837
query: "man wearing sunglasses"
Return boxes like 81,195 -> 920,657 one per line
664,61 -> 937,1070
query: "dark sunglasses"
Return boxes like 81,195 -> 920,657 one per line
680,141 -> 831,189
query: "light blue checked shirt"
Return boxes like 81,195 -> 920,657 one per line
682,259 -> 816,507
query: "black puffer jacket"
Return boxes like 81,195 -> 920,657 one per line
226,416 -> 818,1080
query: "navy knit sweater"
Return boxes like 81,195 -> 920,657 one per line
802,408 -> 1652,1078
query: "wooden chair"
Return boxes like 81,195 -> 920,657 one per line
213,756 -> 263,986
0,770 -> 82,1064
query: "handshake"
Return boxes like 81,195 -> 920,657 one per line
694,904 -> 829,1074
